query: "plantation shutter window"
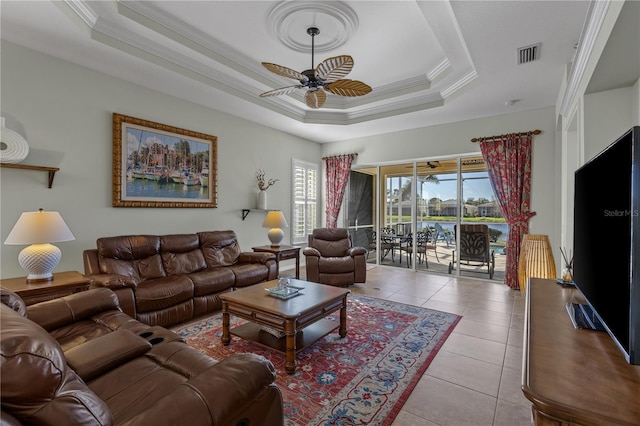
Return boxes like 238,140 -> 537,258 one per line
292,159 -> 318,245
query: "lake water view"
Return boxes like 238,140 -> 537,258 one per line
431,221 -> 509,240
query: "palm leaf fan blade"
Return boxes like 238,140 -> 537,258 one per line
325,79 -> 372,97
305,89 -> 327,109
315,55 -> 354,82
260,85 -> 302,97
261,62 -> 307,81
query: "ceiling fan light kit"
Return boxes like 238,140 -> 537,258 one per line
260,27 -> 372,109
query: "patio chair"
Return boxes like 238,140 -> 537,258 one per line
365,229 -> 393,261
379,227 -> 399,262
365,229 -> 376,259
401,231 -> 436,268
425,228 -> 440,262
448,224 -> 495,279
434,223 -> 453,246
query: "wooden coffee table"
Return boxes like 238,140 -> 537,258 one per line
220,279 -> 349,374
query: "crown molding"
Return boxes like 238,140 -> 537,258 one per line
62,0 -> 97,27
442,70 -> 477,98
428,58 -> 452,83
56,0 -> 478,126
559,0 -> 624,118
117,1 -> 270,85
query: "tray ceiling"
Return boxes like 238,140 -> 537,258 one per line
0,1 -> 601,143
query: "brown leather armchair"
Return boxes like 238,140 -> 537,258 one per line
303,228 -> 367,287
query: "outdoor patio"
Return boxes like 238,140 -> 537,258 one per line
366,239 -> 507,282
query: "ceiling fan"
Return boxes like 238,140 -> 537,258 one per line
259,27 -> 372,109
404,161 -> 441,170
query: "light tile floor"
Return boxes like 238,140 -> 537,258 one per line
300,266 -> 532,426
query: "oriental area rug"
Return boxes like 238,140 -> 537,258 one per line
172,295 -> 461,426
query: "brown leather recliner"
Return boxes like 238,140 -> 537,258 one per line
0,287 -> 284,426
303,228 -> 367,287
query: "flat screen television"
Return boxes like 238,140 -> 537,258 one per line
572,126 -> 640,365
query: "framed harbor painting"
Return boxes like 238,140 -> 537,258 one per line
112,113 -> 217,208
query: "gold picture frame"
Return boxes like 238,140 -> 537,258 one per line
112,113 -> 217,208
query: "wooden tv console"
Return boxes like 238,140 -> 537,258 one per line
523,278 -> 640,425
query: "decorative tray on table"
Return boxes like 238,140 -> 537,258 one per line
265,286 -> 302,300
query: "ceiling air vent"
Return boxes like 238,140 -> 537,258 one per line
517,43 -> 541,65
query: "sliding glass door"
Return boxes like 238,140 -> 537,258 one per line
456,158 -> 506,280
381,164 -> 413,267
415,161 -> 457,272
347,156 -> 506,281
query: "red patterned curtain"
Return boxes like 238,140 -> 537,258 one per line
479,134 -> 536,289
324,153 -> 357,228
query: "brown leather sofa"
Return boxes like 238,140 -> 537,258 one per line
303,228 -> 367,287
83,230 -> 277,327
0,287 -> 284,426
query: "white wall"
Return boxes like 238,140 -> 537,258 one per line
320,107 -> 559,256
0,41 -> 321,279
0,40 -> 562,281
584,86 -> 635,160
553,0 -> 639,272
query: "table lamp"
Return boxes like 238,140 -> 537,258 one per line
518,234 -> 556,293
4,209 -> 75,282
262,210 -> 288,247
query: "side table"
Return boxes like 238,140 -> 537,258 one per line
252,245 -> 301,279
0,270 -> 92,305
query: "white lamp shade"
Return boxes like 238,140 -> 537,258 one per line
262,211 -> 289,229
4,210 -> 75,245
262,211 -> 288,246
4,210 -> 75,282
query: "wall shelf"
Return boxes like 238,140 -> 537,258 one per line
242,208 -> 268,220
0,163 -> 60,188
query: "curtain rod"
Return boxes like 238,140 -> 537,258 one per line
322,153 -> 359,160
471,129 -> 541,143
